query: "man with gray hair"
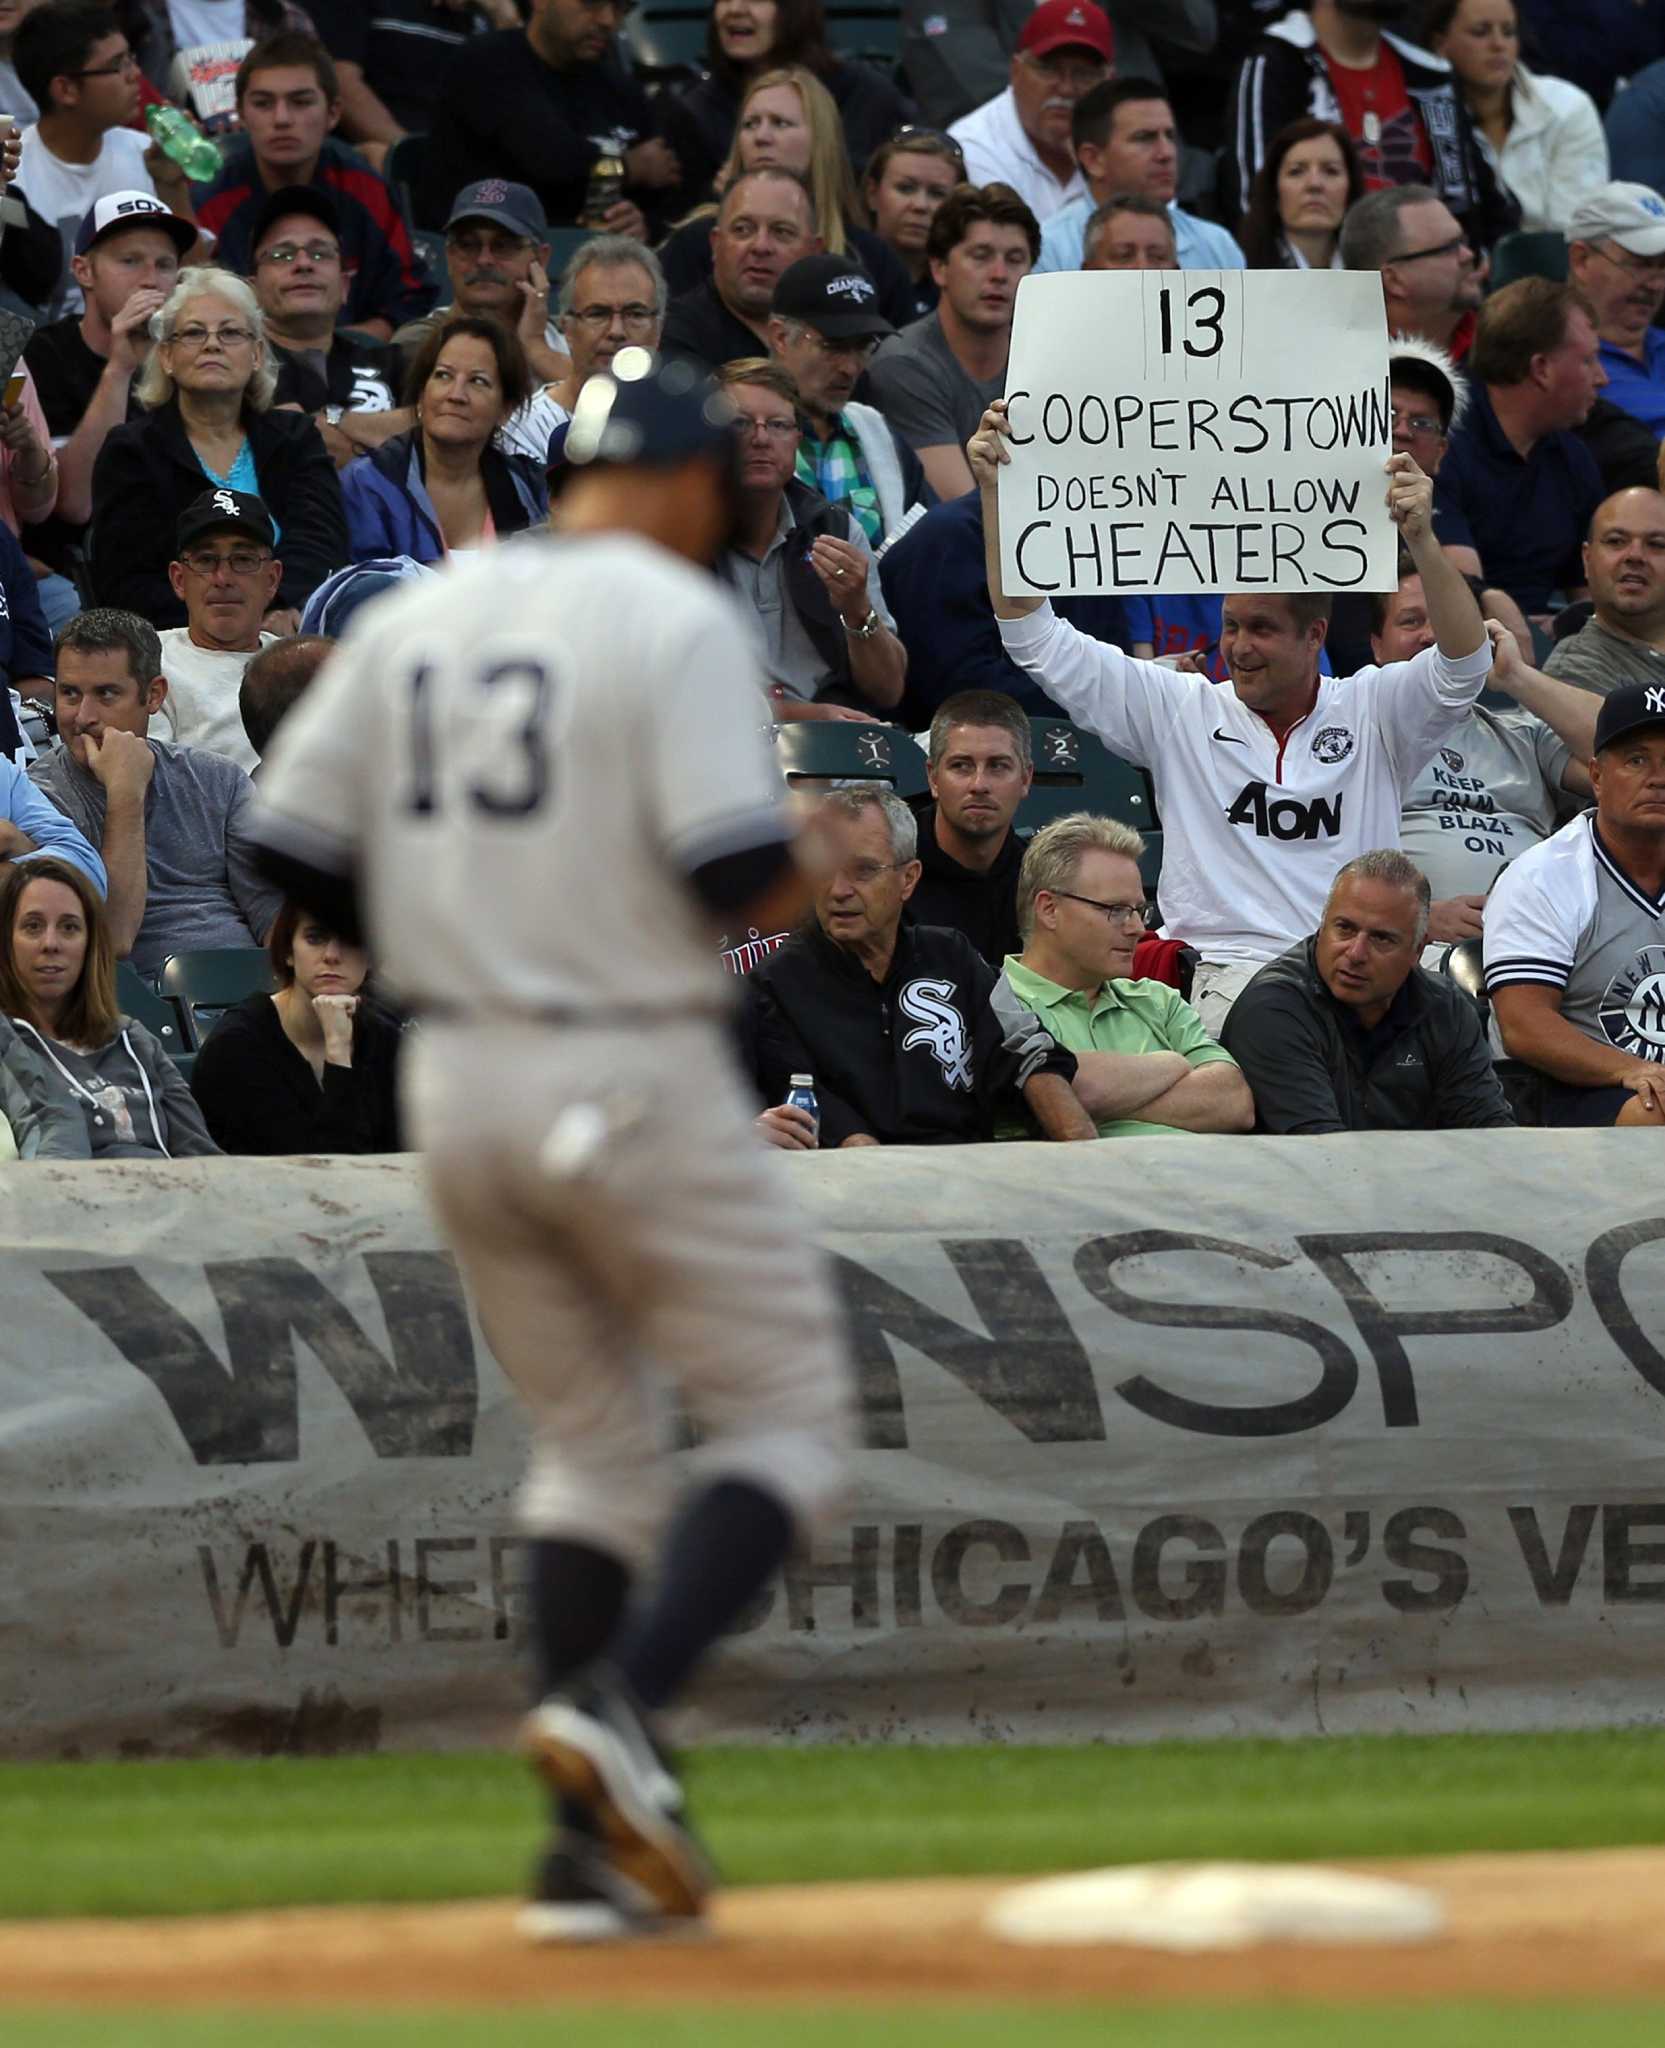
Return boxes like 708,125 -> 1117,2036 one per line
744,784 -> 1093,1147
994,811 -> 1253,1139
1340,184 -> 1483,357
502,232 -> 667,464
1220,849 -> 1513,1133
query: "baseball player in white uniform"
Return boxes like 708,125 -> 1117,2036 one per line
967,403 -> 1494,1034
250,353 -> 853,1942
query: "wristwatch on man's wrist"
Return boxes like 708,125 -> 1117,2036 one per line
323,404 -> 345,427
843,607 -> 881,640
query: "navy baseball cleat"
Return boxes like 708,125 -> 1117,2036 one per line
522,1669 -> 713,1925
518,1837 -> 685,1944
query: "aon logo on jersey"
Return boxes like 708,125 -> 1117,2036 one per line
1225,779 -> 1344,840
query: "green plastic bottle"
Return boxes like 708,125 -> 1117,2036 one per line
145,103 -> 222,183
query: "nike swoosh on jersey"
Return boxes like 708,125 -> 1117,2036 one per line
1212,728 -> 1247,744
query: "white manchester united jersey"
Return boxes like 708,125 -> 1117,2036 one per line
999,604 -> 1494,962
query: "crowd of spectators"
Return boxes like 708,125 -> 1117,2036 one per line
1,0 -> 1665,1160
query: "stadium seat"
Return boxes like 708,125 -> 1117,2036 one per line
1018,719 -> 1163,889
546,225 -> 599,275
413,227 -> 452,309
773,720 -> 929,794
1441,938 -> 1487,1021
115,962 -> 193,1073
1487,230 -> 1567,291
623,10 -> 707,81
387,130 -> 439,230
160,948 -> 277,1051
825,1 -> 902,66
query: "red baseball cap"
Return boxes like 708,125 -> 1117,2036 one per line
1016,0 -> 1113,62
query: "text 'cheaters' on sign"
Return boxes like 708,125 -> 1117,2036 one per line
997,269 -> 1397,598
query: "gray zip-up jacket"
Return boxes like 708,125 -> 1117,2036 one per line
0,1016 -> 85,1157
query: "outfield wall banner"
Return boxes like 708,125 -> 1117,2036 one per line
1,1140 -> 1663,1758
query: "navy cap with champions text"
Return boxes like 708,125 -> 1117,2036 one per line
444,178 -> 548,241
562,347 -> 737,471
247,183 -> 342,262
1595,679 -> 1665,753
74,189 -> 196,261
175,487 -> 277,554
771,253 -> 894,340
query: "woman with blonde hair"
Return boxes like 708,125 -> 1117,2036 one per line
88,265 -> 347,630
664,0 -> 910,197
657,67 -> 915,323
0,856 -> 218,1159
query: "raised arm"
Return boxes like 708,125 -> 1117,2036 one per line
1391,452 -> 1485,661
967,401 -> 1043,623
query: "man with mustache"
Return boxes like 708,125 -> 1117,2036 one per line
1224,0 -> 1513,248
394,179 -> 568,386
947,0 -> 1111,226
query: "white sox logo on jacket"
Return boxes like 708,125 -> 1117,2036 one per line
898,979 -> 972,1089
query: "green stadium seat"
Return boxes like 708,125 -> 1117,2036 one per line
625,10 -> 708,79
160,948 -> 277,1052
773,721 -> 929,794
545,225 -> 599,276
825,2 -> 901,65
1487,229 -> 1567,291
413,227 -> 452,309
115,962 -> 192,1071
1019,719 -> 1162,892
386,130 -> 438,230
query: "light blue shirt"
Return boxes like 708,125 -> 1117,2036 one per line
1035,199 -> 1247,275
1,753 -> 108,895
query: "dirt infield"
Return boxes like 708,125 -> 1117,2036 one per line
5,1847 -> 1665,2008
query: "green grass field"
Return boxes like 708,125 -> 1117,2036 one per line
6,2008 -> 1665,2048
6,1727 -> 1665,1921
7,1730 -> 1665,2045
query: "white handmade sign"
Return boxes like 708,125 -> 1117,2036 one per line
998,269 -> 1396,598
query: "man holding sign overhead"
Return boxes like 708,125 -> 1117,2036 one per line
969,270 -> 1495,1031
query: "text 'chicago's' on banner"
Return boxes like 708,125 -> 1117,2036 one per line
998,270 -> 1396,599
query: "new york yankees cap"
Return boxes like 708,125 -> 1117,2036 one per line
771,254 -> 894,340
1594,679 -> 1665,754
175,487 -> 277,553
1568,182 -> 1665,259
75,190 -> 196,260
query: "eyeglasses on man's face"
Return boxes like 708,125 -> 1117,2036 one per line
1048,889 -> 1147,926
257,241 -> 340,267
730,414 -> 799,441
71,47 -> 138,76
179,547 -> 272,577
569,301 -> 657,333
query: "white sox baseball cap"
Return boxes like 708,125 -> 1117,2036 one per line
1567,182 -> 1665,258
75,190 -> 196,260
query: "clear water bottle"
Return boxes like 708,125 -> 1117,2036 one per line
784,1072 -> 820,1141
146,102 -> 222,182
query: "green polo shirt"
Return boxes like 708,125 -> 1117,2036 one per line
997,955 -> 1238,1139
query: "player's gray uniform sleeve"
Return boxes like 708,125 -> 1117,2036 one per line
649,597 -> 795,878
997,602 -> 1200,767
